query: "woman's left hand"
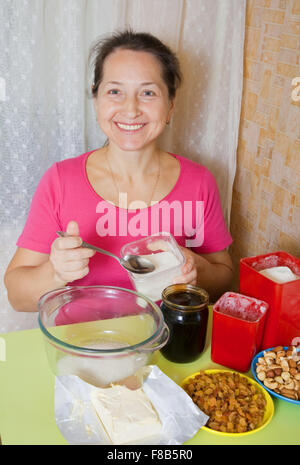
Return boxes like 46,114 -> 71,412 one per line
172,246 -> 198,286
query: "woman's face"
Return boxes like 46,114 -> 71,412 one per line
93,48 -> 174,152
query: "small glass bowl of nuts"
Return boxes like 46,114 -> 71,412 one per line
251,346 -> 300,404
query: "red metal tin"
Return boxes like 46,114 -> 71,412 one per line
239,252 -> 300,349
211,292 -> 268,372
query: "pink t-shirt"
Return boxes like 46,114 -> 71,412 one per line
17,151 -> 232,321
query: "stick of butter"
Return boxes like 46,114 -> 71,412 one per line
90,385 -> 162,444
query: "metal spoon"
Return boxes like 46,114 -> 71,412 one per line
56,231 -> 155,274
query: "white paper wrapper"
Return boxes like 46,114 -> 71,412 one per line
54,365 -> 209,445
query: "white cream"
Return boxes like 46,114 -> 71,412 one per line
259,266 -> 299,284
140,251 -> 180,273
132,251 -> 181,301
90,384 -> 162,445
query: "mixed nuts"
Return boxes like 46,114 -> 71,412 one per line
256,346 -> 300,401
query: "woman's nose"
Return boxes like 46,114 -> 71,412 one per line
121,96 -> 141,118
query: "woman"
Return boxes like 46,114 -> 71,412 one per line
4,30 -> 233,313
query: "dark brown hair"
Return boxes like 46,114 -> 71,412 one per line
89,29 -> 182,100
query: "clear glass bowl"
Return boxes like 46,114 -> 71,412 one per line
120,232 -> 185,302
38,286 -> 169,388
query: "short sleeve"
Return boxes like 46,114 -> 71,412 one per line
191,169 -> 233,254
16,163 -> 62,254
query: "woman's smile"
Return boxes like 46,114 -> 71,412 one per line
115,122 -> 147,132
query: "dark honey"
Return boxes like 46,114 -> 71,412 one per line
166,291 -> 205,307
160,284 -> 209,363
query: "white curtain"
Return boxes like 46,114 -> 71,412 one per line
0,0 -> 245,332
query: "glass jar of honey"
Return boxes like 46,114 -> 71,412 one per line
160,284 -> 209,363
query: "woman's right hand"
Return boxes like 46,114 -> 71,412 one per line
49,221 -> 96,285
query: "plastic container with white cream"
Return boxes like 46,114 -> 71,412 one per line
121,232 -> 185,302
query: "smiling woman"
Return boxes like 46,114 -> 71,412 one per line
4,30 -> 234,316
93,48 -> 174,153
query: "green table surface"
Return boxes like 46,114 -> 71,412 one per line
0,308 -> 299,445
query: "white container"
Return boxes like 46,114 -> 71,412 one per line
121,232 -> 185,302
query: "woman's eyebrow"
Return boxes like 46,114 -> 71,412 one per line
105,81 -> 123,86
140,82 -> 158,86
104,81 -> 159,86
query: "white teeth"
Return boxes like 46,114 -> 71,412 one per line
117,123 -> 144,131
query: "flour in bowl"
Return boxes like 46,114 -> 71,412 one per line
56,340 -> 148,388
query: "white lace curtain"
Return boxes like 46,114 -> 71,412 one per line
0,0 -> 245,332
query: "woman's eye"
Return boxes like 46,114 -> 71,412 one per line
108,89 -> 120,95
142,90 -> 155,97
